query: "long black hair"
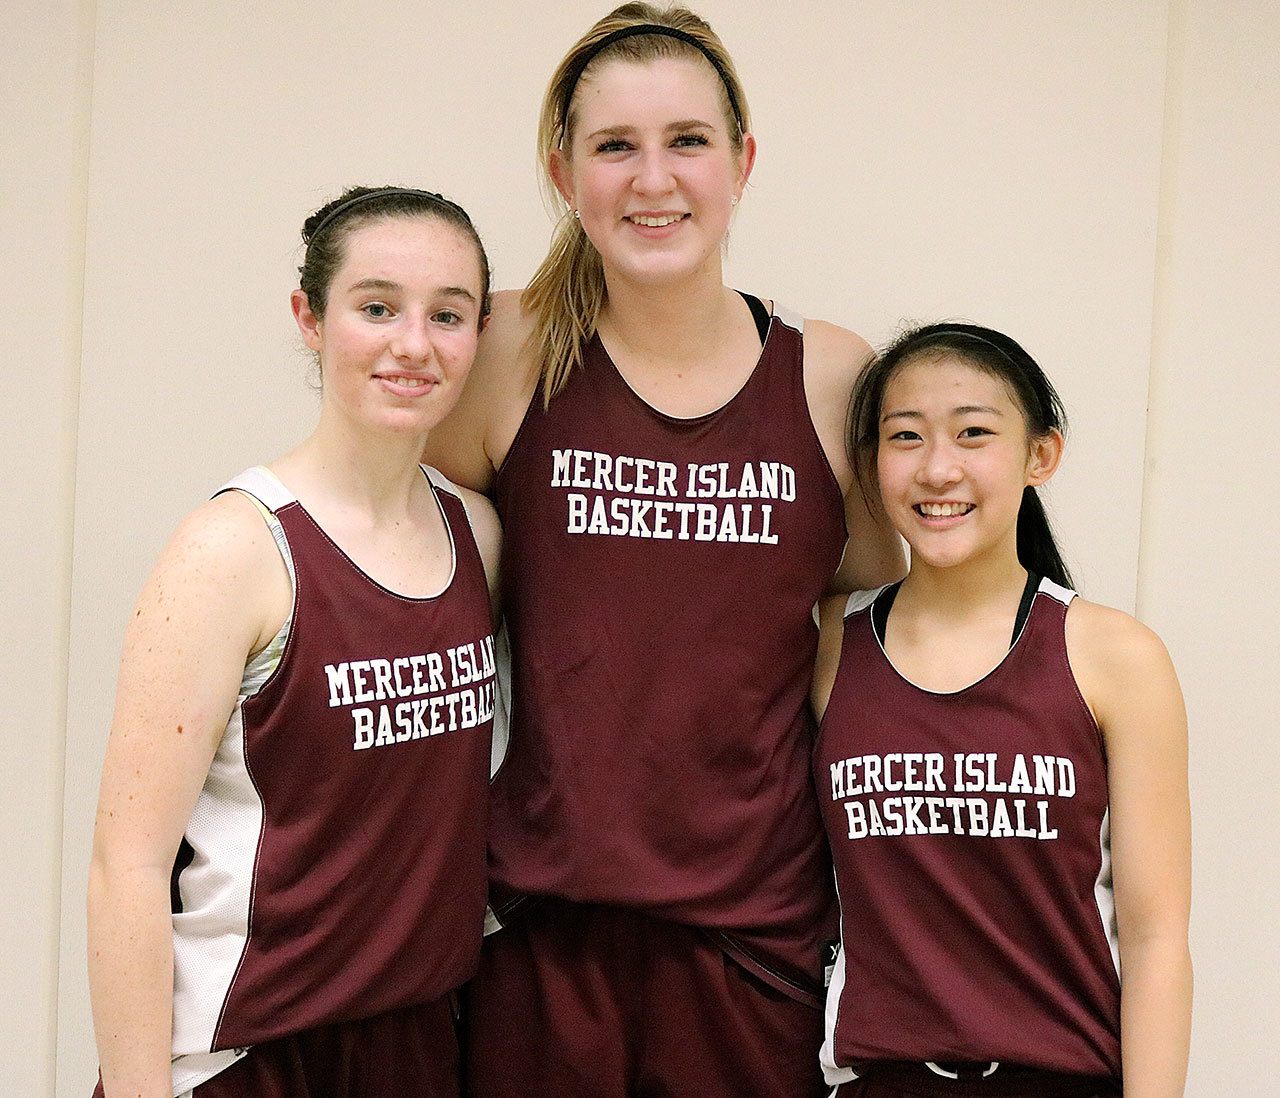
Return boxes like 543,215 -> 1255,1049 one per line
848,322 -> 1074,589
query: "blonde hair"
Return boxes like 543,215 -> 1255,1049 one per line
523,3 -> 752,405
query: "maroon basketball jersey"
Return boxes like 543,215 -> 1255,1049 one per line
168,467 -> 495,1092
816,579 -> 1121,1085
492,308 -> 846,998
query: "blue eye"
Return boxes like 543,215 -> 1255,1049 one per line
596,138 -> 631,153
362,302 -> 392,319
673,132 -> 710,148
432,309 -> 464,325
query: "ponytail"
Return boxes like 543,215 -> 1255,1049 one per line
522,217 -> 606,408
1017,486 -> 1073,589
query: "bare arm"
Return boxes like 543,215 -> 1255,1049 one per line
88,495 -> 288,1097
1069,602 -> 1192,1097
811,594 -> 849,722
424,290 -> 538,495
802,319 -> 906,593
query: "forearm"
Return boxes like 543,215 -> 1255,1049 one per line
88,860 -> 177,1098
1119,933 -> 1192,1097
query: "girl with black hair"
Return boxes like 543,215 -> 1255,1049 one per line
812,325 -> 1191,1097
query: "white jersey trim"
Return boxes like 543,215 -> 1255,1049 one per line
843,587 -> 883,618
1038,575 -> 1076,607
217,465 -> 296,511
773,302 -> 805,334
1093,807 -> 1121,975
819,882 -> 859,1085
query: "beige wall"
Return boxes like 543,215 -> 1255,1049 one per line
1,2 -> 94,1096
1140,1 -> 1280,1091
3,1 -> 1271,1093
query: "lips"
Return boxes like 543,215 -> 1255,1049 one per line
374,373 -> 440,396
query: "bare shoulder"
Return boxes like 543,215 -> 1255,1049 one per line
453,483 -> 502,610
1065,597 -> 1180,725
455,484 -> 501,554
798,319 -> 874,492
128,493 -> 281,662
1066,598 -> 1173,675
161,491 -> 280,582
802,319 -> 874,388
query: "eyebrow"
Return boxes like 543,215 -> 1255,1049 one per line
347,278 -> 477,303
881,405 -> 1004,423
583,118 -> 716,141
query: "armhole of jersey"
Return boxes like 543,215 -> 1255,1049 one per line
815,588 -> 884,743
213,471 -> 297,694
422,464 -> 511,780
844,587 -> 882,619
423,463 -> 465,511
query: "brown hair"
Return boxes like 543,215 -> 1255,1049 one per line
299,185 -> 491,329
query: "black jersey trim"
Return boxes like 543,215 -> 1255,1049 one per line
871,572 -> 1040,648
736,290 -> 772,346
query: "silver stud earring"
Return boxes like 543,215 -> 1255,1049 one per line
573,209 -> 581,220
730,195 -> 739,207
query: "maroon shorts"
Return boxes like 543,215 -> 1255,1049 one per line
464,898 -> 826,1098
93,994 -> 460,1098
830,1061 -> 1120,1097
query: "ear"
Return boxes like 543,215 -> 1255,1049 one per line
734,131 -> 758,199
548,147 -> 575,211
1025,428 -> 1064,487
478,310 -> 492,335
291,288 -> 323,354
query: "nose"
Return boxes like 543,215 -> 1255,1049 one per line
391,314 -> 433,364
631,146 -> 676,196
917,441 -> 962,488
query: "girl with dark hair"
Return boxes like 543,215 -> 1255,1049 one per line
88,187 -> 499,1098
813,324 -> 1192,1096
424,4 -> 903,1095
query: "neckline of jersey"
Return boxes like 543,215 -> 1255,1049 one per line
258,464 -> 459,603
868,575 -> 1053,697
591,302 -> 777,424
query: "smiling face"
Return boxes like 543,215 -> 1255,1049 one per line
876,354 -> 1062,574
291,215 -> 486,438
552,54 -> 754,290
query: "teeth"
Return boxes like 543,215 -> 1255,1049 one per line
388,376 -> 429,387
630,214 -> 684,227
920,502 -> 972,517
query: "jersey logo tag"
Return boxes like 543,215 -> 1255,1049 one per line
821,939 -> 840,988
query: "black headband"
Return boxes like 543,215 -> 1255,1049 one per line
306,187 -> 472,245
559,24 -> 745,145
